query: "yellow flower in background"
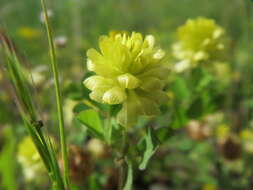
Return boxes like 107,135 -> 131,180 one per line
22,65 -> 48,87
204,112 -> 224,127
202,184 -> 217,190
84,32 -> 169,126
173,17 -> 227,71
216,124 -> 230,140
17,136 -> 46,182
63,99 -> 78,125
0,70 -> 2,82
211,62 -> 232,85
240,129 -> 253,154
17,27 -> 41,39
240,129 -> 253,140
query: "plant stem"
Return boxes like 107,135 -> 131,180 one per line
118,163 -> 127,190
117,130 -> 128,190
40,0 -> 70,188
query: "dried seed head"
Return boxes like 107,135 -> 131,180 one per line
40,9 -> 53,23
59,145 -> 94,184
87,138 -> 110,159
218,136 -> 241,161
186,120 -> 212,141
54,36 -> 68,48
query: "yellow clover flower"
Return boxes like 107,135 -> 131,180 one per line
240,129 -> 253,140
17,136 -> 46,182
173,17 -> 227,71
202,184 -> 217,190
17,27 -> 41,40
84,32 -> 169,127
216,124 -> 230,140
240,129 -> 253,154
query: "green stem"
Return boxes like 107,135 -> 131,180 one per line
117,130 -> 128,190
40,0 -> 70,188
118,163 -> 127,190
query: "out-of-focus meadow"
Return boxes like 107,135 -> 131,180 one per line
0,0 -> 252,190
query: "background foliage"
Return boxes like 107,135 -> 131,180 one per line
0,0 -> 252,190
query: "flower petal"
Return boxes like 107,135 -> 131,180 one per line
83,76 -> 114,91
145,90 -> 169,105
86,48 -> 122,77
137,95 -> 160,116
117,73 -> 140,89
138,66 -> 169,80
140,77 -> 163,91
89,90 -> 105,103
102,87 -> 127,104
145,35 -> 155,49
116,91 -> 141,127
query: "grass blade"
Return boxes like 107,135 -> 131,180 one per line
40,0 -> 70,188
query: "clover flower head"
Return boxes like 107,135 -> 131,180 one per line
173,17 -> 227,71
240,129 -> 253,154
216,124 -> 230,140
84,32 -> 169,126
240,129 -> 253,141
17,27 -> 41,39
17,136 -> 46,182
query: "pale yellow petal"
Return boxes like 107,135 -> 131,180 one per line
102,87 -> 127,104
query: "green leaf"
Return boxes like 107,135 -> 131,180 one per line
192,67 -> 213,92
171,103 -> 188,129
123,160 -> 133,190
77,109 -> 104,139
0,128 -> 18,190
73,103 -> 90,113
109,104 -> 122,117
155,127 -> 175,143
196,72 -> 213,91
171,77 -> 190,100
139,128 -> 159,170
88,173 -> 102,190
187,97 -> 203,118
64,81 -> 90,100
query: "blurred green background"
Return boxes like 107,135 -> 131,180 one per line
0,0 -> 252,190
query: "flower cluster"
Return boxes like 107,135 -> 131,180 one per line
84,32 -> 169,126
172,17 -> 227,72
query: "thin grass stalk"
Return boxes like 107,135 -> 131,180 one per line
1,38 -> 65,190
40,0 -> 70,188
23,119 -> 65,190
